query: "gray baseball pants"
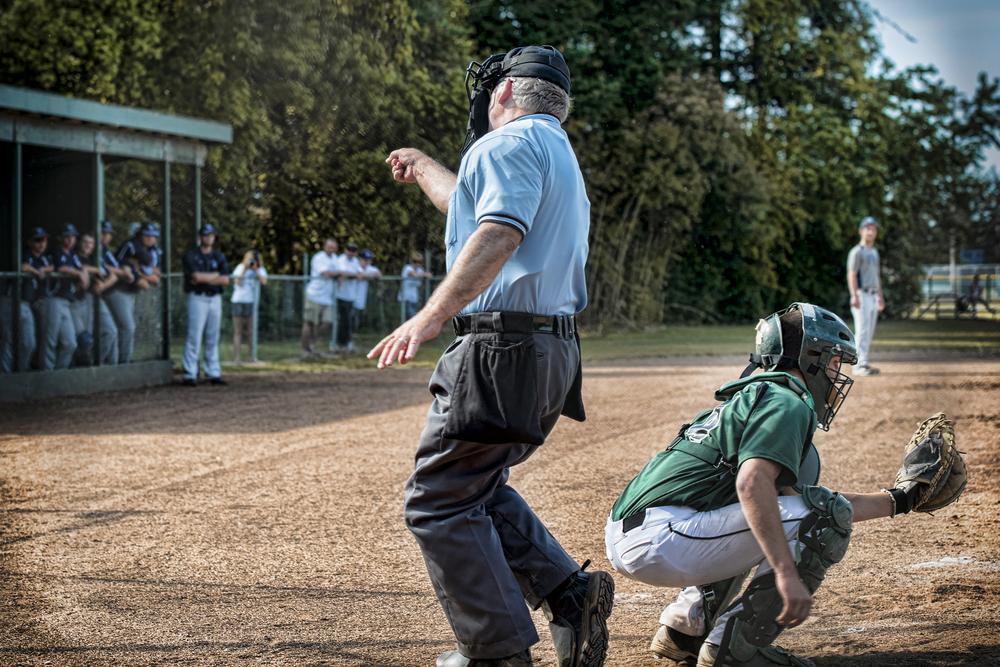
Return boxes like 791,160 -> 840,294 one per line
403,332 -> 581,659
104,290 -> 136,364
40,297 -> 76,370
70,293 -> 119,365
0,298 -> 36,373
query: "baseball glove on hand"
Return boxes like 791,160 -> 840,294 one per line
886,413 -> 967,515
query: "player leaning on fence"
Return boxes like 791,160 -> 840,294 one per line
370,45 -> 612,667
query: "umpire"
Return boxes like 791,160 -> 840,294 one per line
372,46 -> 611,667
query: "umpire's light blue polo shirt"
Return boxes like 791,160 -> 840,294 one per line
446,113 -> 590,316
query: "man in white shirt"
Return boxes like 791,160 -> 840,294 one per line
302,238 -> 340,358
335,242 -> 362,353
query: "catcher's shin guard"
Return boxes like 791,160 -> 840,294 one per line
713,487 -> 852,666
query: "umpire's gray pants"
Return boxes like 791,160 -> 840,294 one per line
0,298 -> 35,373
70,293 -> 119,365
40,297 -> 76,370
403,333 -> 581,659
104,290 -> 136,364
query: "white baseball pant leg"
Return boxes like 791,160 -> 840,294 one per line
605,498 -> 811,644
850,290 -> 879,368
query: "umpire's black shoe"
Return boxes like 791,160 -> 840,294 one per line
543,566 -> 615,667
435,649 -> 532,666
208,376 -> 228,386
182,378 -> 197,387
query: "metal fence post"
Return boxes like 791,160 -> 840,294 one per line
251,274 -> 259,362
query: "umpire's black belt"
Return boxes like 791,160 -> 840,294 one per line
452,311 -> 576,338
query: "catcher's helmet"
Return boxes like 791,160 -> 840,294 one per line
745,303 -> 858,430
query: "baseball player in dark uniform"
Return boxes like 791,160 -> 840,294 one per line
70,232 -> 119,365
1,227 -> 50,373
372,46 -> 611,667
181,223 -> 229,385
41,223 -> 87,369
109,222 -> 158,364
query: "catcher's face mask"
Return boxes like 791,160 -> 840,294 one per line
461,45 -> 572,157
808,344 -> 856,430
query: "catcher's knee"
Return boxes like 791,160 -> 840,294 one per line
715,487 -> 852,663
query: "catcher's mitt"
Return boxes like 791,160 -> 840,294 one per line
888,412 -> 967,514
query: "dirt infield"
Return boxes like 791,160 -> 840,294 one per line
2,358 -> 999,666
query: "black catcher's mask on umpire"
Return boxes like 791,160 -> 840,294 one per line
461,45 -> 571,157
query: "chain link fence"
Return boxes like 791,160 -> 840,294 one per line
165,273 -> 444,363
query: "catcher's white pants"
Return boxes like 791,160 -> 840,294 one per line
605,498 -> 811,645
851,290 -> 879,367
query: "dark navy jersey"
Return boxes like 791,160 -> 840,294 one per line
102,247 -> 120,271
52,248 -> 84,300
182,247 -> 228,296
17,251 -> 51,302
116,238 -> 156,290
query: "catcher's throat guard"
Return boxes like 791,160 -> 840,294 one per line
461,45 -> 572,157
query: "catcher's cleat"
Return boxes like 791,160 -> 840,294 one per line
650,624 -> 705,663
543,567 -> 615,667
435,649 -> 532,667
696,642 -> 815,667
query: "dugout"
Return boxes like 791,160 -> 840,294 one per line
0,85 -> 232,402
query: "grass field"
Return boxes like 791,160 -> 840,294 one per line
177,318 -> 1000,374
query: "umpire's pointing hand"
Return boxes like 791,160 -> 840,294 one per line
368,307 -> 445,369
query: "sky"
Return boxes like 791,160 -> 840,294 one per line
867,0 -> 1000,169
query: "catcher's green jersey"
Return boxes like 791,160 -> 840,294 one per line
611,372 -> 818,518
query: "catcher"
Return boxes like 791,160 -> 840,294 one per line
604,302 -> 966,666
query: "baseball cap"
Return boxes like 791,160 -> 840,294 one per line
858,216 -> 877,230
100,220 -> 114,233
346,242 -> 358,252
29,226 -> 48,240
199,223 -> 216,236
63,223 -> 79,237
360,249 -> 375,260
141,222 -> 160,237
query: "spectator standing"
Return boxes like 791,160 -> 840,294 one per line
846,216 -> 884,376
41,223 -> 87,369
398,251 -> 431,321
352,249 -> 382,333
335,242 -> 361,353
110,222 -> 158,364
231,249 -> 268,363
181,224 -> 229,386
0,227 -> 50,373
301,238 -> 340,359
71,233 -> 118,365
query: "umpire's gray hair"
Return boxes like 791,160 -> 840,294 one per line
508,76 -> 572,123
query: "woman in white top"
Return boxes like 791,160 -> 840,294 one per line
230,250 -> 268,363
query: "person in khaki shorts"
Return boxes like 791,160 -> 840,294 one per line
301,238 -> 340,358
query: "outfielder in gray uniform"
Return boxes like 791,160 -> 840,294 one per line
846,216 -> 884,376
372,46 -> 612,667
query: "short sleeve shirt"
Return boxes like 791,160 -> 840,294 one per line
305,251 -> 336,306
446,114 -> 590,316
610,373 -> 817,518
182,247 -> 228,296
230,264 -> 267,304
52,249 -> 84,300
847,244 -> 880,292
21,252 -> 51,302
336,254 -> 361,303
